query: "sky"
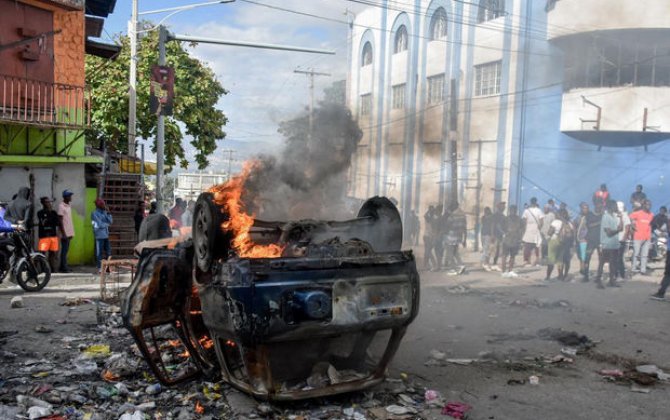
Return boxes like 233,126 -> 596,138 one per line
98,0 -> 367,173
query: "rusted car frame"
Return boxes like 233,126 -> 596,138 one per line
122,195 -> 420,400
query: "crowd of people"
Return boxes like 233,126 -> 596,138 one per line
1,188 -> 197,274
418,183 -> 670,295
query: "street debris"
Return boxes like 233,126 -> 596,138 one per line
10,296 -> 23,308
630,384 -> 652,394
528,375 -> 540,385
537,328 -> 595,353
441,402 -> 472,419
60,297 -> 93,307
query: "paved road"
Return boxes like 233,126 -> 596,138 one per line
1,257 -> 668,419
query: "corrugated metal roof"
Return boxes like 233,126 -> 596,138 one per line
86,38 -> 121,59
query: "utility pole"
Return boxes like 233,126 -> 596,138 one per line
153,27 -> 334,213
448,78 -> 459,205
128,0 -> 138,157
294,68 -> 330,145
470,139 -> 497,251
156,25 -> 167,213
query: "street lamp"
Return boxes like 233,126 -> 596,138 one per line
127,0 -> 234,159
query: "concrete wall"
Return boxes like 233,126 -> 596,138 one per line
561,87 -> 670,132
547,0 -> 670,40
0,163 -> 95,264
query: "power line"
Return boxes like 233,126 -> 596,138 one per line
241,0 -> 562,58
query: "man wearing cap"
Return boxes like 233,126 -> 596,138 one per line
37,197 -> 60,272
58,190 -> 75,273
91,198 -> 113,272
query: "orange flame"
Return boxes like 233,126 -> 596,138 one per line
199,336 -> 214,350
209,161 -> 284,258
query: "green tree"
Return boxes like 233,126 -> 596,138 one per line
86,27 -> 228,169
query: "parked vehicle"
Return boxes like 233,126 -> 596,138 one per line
0,228 -> 51,292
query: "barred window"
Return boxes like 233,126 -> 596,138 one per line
474,61 -> 502,96
360,94 -> 372,115
392,84 -> 406,109
477,0 -> 505,23
430,8 -> 448,40
394,25 -> 408,54
427,74 -> 445,104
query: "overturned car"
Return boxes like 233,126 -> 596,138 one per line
122,193 -> 420,401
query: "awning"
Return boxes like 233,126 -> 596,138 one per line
118,158 -> 157,175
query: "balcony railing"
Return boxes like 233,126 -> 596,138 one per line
0,74 -> 89,128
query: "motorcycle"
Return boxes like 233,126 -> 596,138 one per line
650,229 -> 668,261
0,227 -> 51,292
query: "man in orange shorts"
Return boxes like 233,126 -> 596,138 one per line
37,197 -> 60,272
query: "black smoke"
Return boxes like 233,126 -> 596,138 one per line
241,102 -> 363,220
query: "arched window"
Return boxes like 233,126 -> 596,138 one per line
394,25 -> 408,54
430,8 -> 447,40
477,0 -> 504,23
361,42 -> 373,66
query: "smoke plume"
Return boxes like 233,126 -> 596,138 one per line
240,101 -> 363,221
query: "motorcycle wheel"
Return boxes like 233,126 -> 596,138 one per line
15,254 -> 51,292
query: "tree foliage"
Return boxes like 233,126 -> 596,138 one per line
86,28 -> 228,169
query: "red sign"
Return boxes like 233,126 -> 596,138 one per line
150,65 -> 174,116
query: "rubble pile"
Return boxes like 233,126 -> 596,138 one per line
0,299 -> 466,419
0,301 -> 234,419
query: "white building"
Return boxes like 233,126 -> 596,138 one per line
174,172 -> 229,202
347,0 -> 670,239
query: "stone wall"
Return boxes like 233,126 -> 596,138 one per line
53,9 -> 85,87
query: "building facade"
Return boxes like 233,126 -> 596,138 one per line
174,172 -> 230,202
0,0 -> 117,264
347,0 -> 670,241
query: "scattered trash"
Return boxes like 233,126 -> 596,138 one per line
529,375 -> 540,385
538,328 -> 595,352
145,383 -> 162,395
119,411 -> 144,420
636,365 -> 660,375
27,405 -> 52,419
34,325 -> 53,334
507,379 -> 526,385
548,355 -> 573,364
430,349 -> 446,360
441,402 -> 472,419
60,297 -> 93,306
630,384 -> 652,394
82,344 -> 112,358
424,389 -> 440,402
446,358 -> 475,365
599,369 -> 624,379
72,356 -> 98,375
10,296 -> 24,308
256,403 -> 273,415
385,404 -> 415,415
560,347 -> 578,356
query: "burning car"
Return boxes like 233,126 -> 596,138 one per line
122,166 -> 420,401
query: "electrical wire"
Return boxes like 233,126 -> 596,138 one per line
240,0 -> 562,58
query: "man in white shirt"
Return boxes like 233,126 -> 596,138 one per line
521,197 -> 544,266
58,190 -> 75,273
